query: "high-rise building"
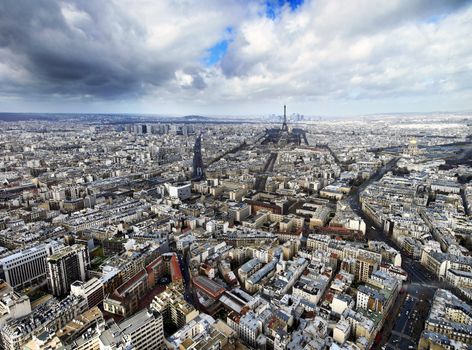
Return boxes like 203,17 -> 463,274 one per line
192,133 -> 205,180
0,242 -> 61,290
355,255 -> 379,282
46,244 -> 89,296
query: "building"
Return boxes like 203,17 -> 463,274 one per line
357,285 -> 386,313
405,139 -> 420,156
192,275 -> 226,299
22,306 -> 103,350
331,293 -> 354,315
421,289 -> 472,347
168,183 -> 192,201
446,269 -> 472,289
355,252 -> 381,282
166,314 -> 233,350
238,312 -> 262,348
46,244 -> 89,296
99,308 -> 165,350
0,242 -> 60,290
333,319 -> 351,345
0,279 -> 31,328
104,253 -> 183,318
1,295 -> 87,350
238,258 -> 262,283
151,284 -> 199,330
70,278 -> 104,309
103,269 -> 148,318
192,134 -> 205,180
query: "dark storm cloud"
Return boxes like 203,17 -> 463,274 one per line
0,0 -> 175,99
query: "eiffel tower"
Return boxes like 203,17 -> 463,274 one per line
281,105 -> 288,132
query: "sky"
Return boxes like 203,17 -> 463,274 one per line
0,0 -> 471,117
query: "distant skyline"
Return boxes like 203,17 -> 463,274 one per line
1,0 -> 472,117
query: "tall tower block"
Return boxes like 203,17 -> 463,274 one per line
192,133 -> 205,180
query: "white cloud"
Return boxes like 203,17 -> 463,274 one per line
0,0 -> 471,115
175,0 -> 472,115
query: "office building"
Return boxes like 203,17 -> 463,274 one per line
47,244 -> 89,296
70,278 -> 104,309
168,183 -> 192,201
0,242 -> 60,290
99,308 -> 165,350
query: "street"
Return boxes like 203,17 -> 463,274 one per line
344,156 -> 439,349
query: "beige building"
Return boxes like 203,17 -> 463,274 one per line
151,284 -> 199,330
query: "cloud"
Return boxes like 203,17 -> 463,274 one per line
201,0 -> 472,108
0,0 -> 244,99
0,0 -> 471,115
175,68 -> 207,90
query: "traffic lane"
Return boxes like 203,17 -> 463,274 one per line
373,288 -> 408,350
363,219 -> 436,285
403,265 -> 431,282
387,290 -> 431,349
351,171 -> 441,285
393,297 -> 415,333
403,265 -> 429,284
389,334 -> 401,348
404,319 -> 415,338
401,292 -> 430,339
178,253 -> 197,306
400,337 -> 414,350
345,158 -> 400,199
406,285 -> 435,306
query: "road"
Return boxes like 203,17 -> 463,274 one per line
254,152 -> 278,191
178,252 -> 196,306
346,158 -> 443,286
207,141 -> 248,166
345,157 -> 399,209
343,156 -> 443,349
382,288 -> 431,350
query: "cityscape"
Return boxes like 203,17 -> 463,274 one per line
0,1 -> 472,350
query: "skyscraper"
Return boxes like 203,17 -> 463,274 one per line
46,244 -> 89,296
192,133 -> 205,180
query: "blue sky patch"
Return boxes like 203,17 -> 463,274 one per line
266,0 -> 304,19
205,40 -> 229,66
203,27 -> 233,66
425,14 -> 447,24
